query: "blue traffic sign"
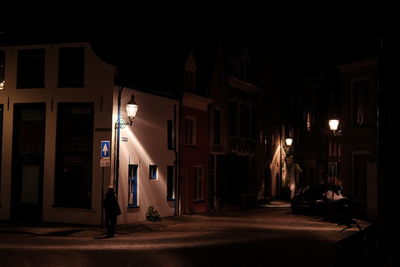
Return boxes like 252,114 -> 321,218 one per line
101,141 -> 110,158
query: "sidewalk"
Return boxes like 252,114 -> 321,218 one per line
0,215 -> 189,237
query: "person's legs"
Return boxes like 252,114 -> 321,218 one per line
105,214 -> 112,237
109,216 -> 117,237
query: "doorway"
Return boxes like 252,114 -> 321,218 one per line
11,103 -> 46,221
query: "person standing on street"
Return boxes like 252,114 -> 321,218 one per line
103,186 -> 121,238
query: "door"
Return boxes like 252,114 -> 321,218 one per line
11,103 -> 46,221
180,169 -> 189,214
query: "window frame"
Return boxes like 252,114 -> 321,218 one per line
57,47 -> 85,88
193,166 -> 204,201
16,49 -> 45,89
149,165 -> 158,180
184,116 -> 196,146
128,164 -> 139,208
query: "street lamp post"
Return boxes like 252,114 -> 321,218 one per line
328,118 -> 341,185
115,87 -> 139,196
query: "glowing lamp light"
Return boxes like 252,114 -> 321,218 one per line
285,138 -> 293,147
329,119 -> 339,132
126,94 -> 138,125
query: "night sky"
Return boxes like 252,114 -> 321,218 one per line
1,13 -> 382,95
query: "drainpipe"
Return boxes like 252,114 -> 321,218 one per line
173,104 -> 179,216
115,86 -> 123,196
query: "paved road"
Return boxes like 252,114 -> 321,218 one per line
0,207 -> 370,267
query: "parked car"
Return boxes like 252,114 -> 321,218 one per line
291,184 -> 330,215
291,184 -> 352,221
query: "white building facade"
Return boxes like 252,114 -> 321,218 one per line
0,42 -> 178,225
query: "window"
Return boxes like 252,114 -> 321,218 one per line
128,164 -> 138,207
0,51 -> 4,90
17,49 -> 45,88
149,165 -> 157,180
0,105 -> 2,188
352,79 -> 370,128
194,166 -> 204,201
214,109 -> 221,145
167,166 -> 175,200
228,101 -> 238,137
250,107 -> 257,140
54,103 -> 94,208
167,120 -> 175,150
184,117 -> 196,146
58,47 -> 85,88
239,104 -> 250,139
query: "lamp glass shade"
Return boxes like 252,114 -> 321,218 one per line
285,138 -> 293,146
126,94 -> 138,121
126,103 -> 138,119
329,119 -> 339,131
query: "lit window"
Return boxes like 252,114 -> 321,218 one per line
352,79 -> 370,128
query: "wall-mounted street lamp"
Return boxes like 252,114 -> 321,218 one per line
329,119 -> 342,136
329,119 -> 339,132
126,94 -> 138,125
285,138 -> 293,147
283,137 -> 294,156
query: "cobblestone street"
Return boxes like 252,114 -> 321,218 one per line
0,207 -> 371,267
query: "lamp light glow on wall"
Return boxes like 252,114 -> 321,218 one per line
285,138 -> 293,147
126,94 -> 138,125
329,119 -> 339,132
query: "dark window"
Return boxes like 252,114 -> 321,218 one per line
17,49 -> 45,88
228,101 -> 238,137
0,105 -> 2,185
0,51 -> 4,90
149,165 -> 157,180
214,109 -> 221,145
128,164 -> 138,207
54,103 -> 94,208
167,120 -> 175,150
239,104 -> 250,139
250,107 -> 257,140
58,47 -> 85,88
167,166 -> 175,200
184,117 -> 196,146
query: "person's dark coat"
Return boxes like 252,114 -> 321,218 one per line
104,189 -> 121,217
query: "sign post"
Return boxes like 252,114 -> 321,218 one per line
100,141 -> 111,228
